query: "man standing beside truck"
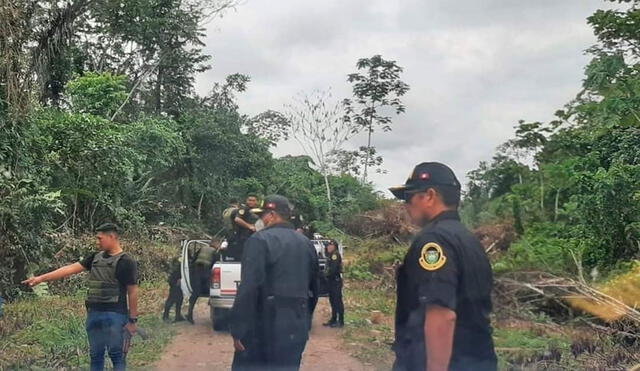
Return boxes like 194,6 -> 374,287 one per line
229,195 -> 319,371
186,243 -> 217,324
22,223 -> 138,371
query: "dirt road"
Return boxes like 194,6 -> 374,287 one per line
156,300 -> 369,370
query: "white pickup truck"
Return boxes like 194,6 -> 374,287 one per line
180,238 -> 342,331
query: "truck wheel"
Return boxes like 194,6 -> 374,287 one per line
212,307 -> 229,332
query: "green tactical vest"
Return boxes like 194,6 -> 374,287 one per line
86,251 -> 125,304
194,245 -> 215,267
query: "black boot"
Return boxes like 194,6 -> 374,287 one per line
174,313 -> 186,322
331,313 -> 344,328
323,316 -> 337,327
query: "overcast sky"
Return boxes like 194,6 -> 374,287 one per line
194,0 -> 614,196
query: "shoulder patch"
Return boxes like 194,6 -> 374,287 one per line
419,242 -> 447,271
239,209 -> 245,216
332,254 -> 338,261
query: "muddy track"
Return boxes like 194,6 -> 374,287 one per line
156,300 -> 368,370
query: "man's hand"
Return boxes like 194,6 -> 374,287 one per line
249,225 -> 256,232
22,276 -> 43,287
233,338 -> 245,352
125,322 -> 138,335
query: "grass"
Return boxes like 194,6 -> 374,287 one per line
0,282 -> 177,370
342,281 -> 396,371
339,239 -> 640,371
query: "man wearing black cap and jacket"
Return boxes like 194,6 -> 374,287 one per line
389,162 -> 497,371
229,195 -> 319,371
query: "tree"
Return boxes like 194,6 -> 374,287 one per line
344,54 -> 409,182
286,89 -> 358,220
329,146 -> 385,176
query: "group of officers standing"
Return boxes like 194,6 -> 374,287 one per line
23,161 -> 497,371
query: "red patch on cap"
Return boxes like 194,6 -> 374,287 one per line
419,172 -> 430,180
266,202 -> 276,209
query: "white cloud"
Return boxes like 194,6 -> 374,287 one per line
195,0 -> 612,197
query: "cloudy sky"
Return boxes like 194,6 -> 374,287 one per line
194,0 -> 613,196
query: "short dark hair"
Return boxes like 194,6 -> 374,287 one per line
246,193 -> 258,199
431,185 -> 460,208
95,223 -> 121,235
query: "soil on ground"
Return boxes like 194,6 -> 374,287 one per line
155,299 -> 368,370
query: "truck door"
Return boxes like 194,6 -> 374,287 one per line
180,239 -> 213,298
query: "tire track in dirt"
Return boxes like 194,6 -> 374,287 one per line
155,300 -> 368,370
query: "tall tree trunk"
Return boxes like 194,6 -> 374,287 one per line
363,121 -> 373,183
554,189 -> 560,222
539,172 -> 544,212
154,64 -> 163,114
197,192 -> 205,220
323,171 -> 333,221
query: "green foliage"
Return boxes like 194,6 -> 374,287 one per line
498,223 -> 583,274
344,54 -> 410,181
0,284 -> 175,369
66,72 -> 127,117
464,1 -> 640,272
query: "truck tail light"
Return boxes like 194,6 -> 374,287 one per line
212,267 -> 221,289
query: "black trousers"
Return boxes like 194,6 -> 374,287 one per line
328,279 -> 344,321
188,265 -> 210,316
232,298 -> 309,371
163,282 -> 183,318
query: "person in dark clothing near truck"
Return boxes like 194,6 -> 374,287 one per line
229,195 -> 319,371
23,223 -> 139,371
323,239 -> 344,328
163,257 -> 185,323
227,194 -> 260,260
186,243 -> 217,324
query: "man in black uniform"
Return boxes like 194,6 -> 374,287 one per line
163,257 -> 185,322
228,194 -> 260,260
323,239 -> 344,328
229,195 -> 319,371
23,223 -> 139,371
389,162 -> 497,371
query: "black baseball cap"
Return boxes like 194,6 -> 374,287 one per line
95,223 -> 122,234
389,162 -> 461,201
251,194 -> 292,216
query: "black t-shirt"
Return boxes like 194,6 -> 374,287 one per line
394,210 -> 497,366
80,252 -> 138,314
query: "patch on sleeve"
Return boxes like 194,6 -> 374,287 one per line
419,242 -> 447,271
239,209 -> 245,216
332,254 -> 337,261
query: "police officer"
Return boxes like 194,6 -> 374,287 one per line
389,162 -> 497,371
163,257 -> 185,322
323,239 -> 344,328
22,223 -> 139,371
229,195 -> 319,371
228,194 -> 260,260
186,243 -> 217,324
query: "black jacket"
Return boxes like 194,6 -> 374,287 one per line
230,222 -> 319,341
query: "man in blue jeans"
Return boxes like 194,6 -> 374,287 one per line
23,223 -> 139,371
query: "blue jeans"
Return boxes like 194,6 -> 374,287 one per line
86,311 -> 128,371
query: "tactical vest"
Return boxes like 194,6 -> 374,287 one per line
86,252 -> 125,304
194,245 -> 215,267
222,207 -> 238,231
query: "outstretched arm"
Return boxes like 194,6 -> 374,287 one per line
22,262 -> 86,287
234,217 -> 255,232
